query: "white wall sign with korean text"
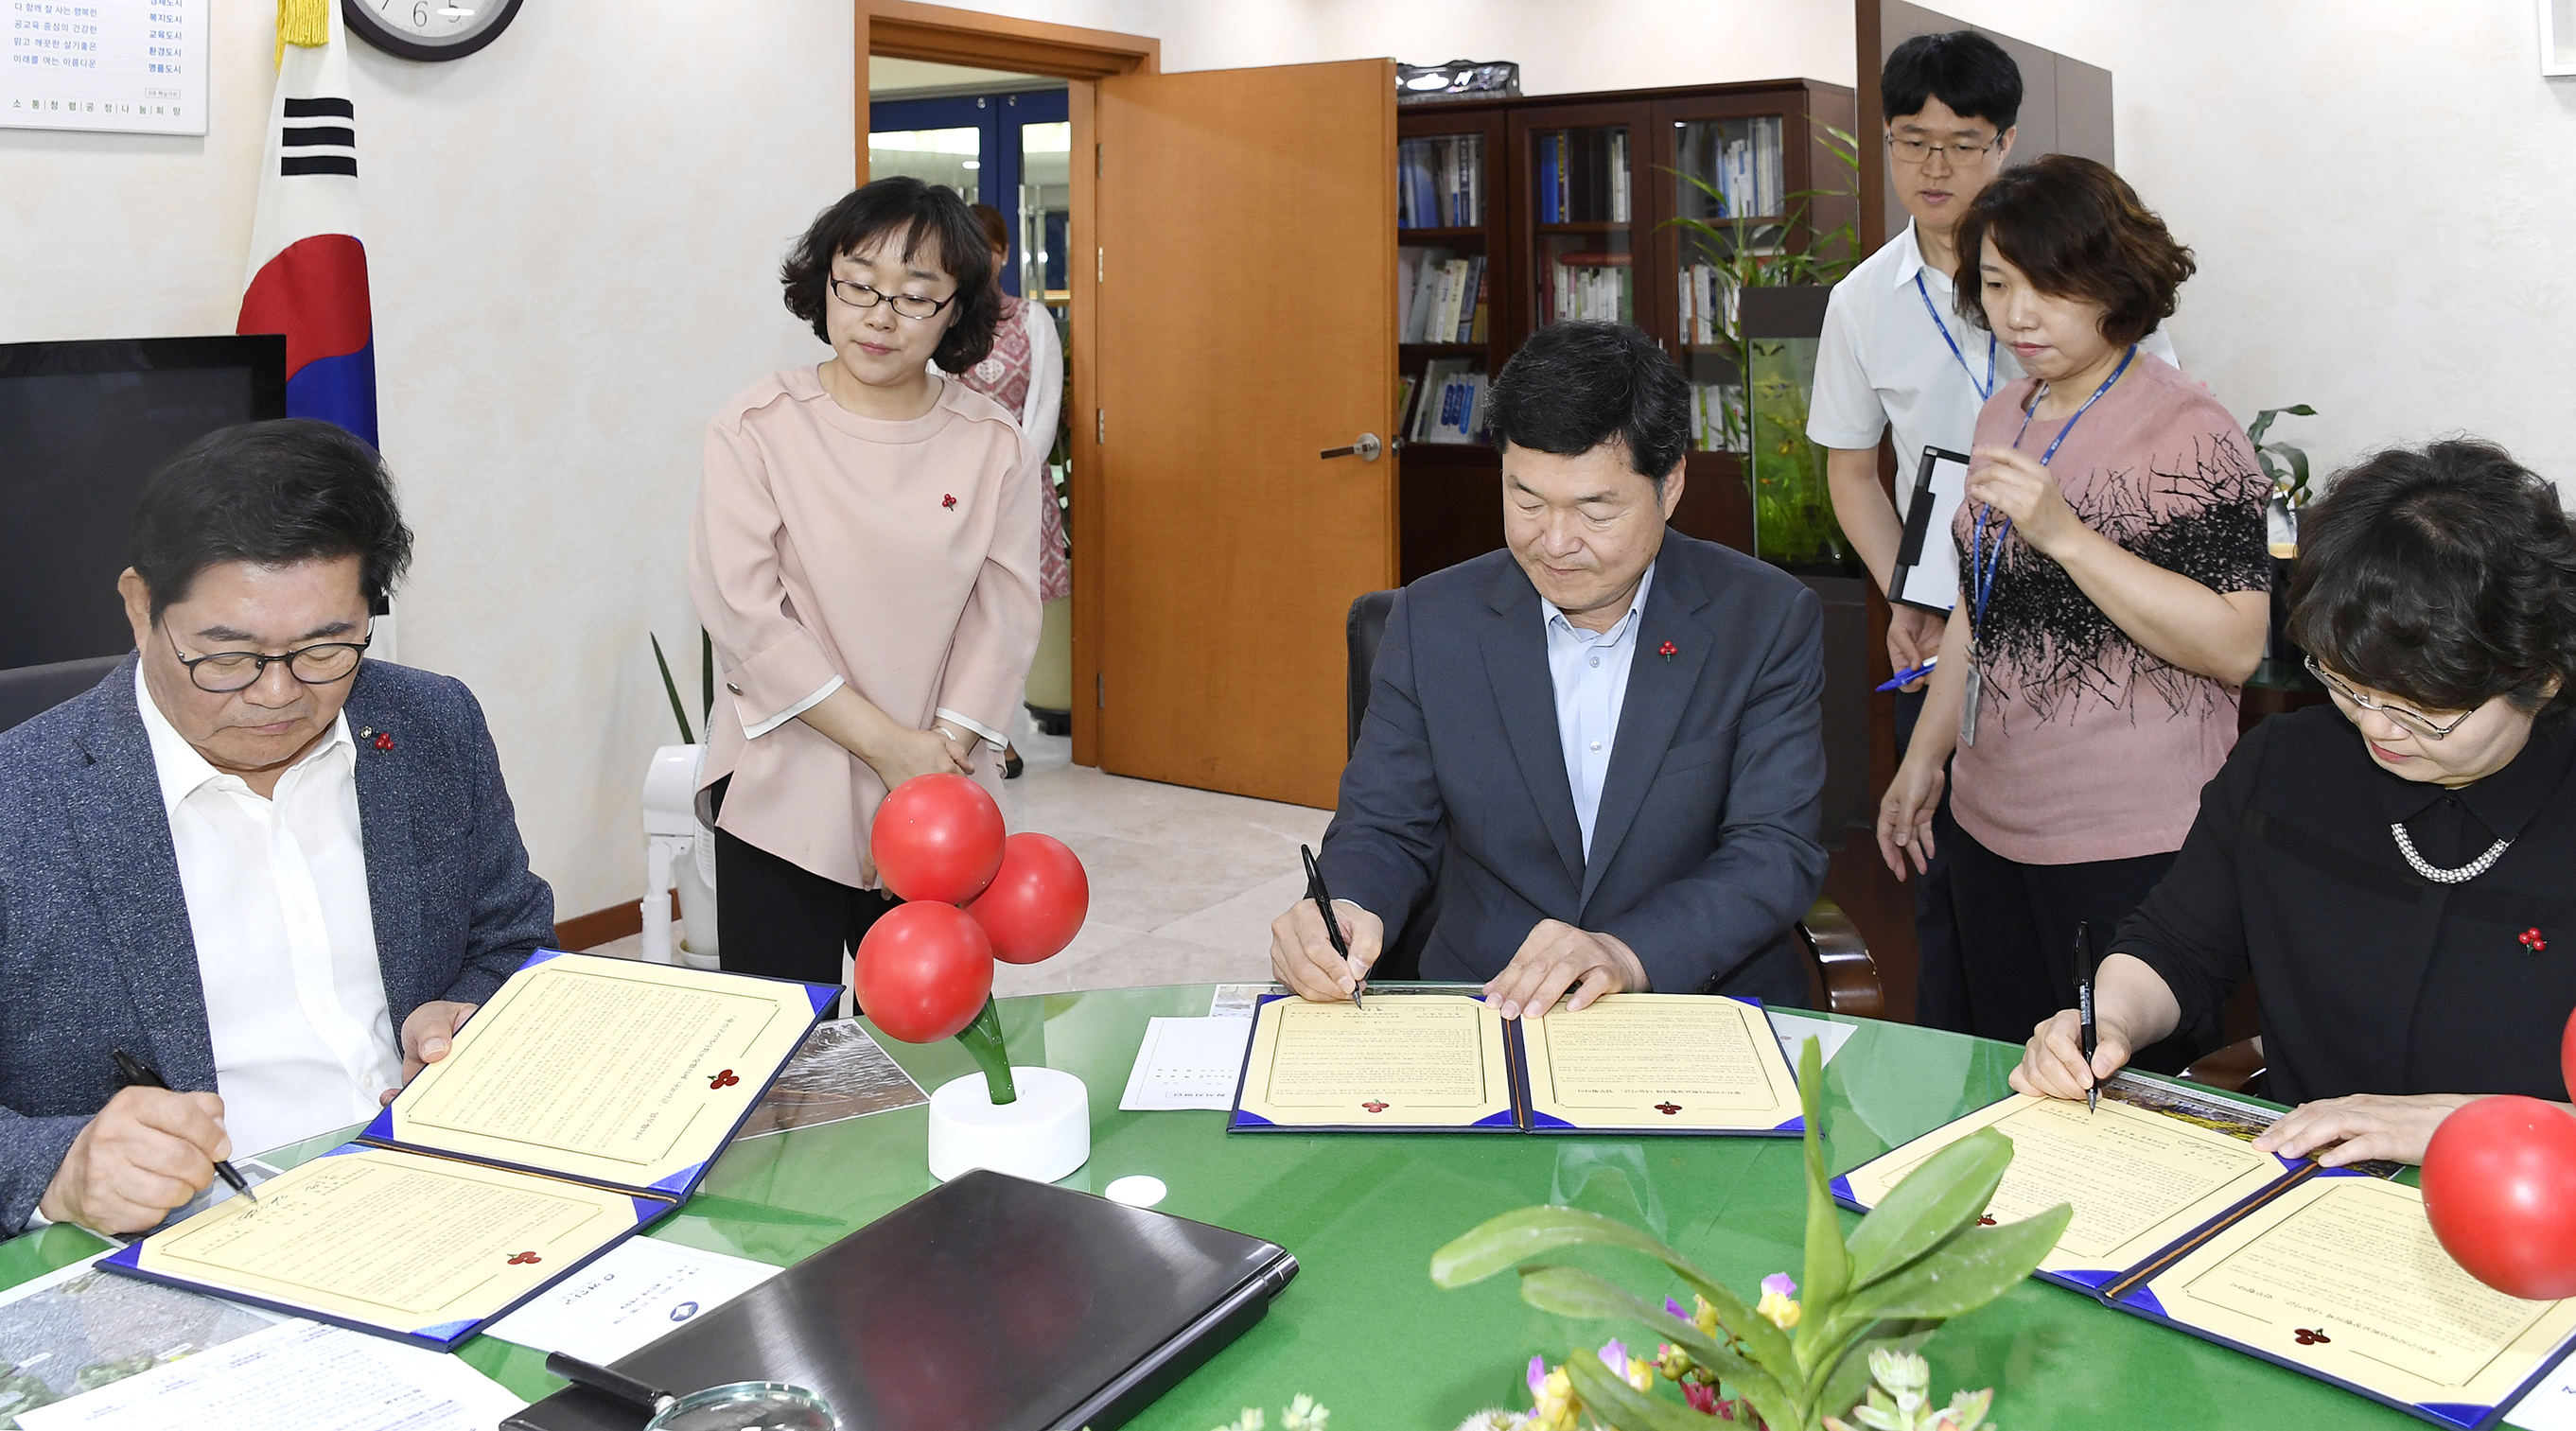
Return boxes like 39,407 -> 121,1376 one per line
5,0 -> 205,135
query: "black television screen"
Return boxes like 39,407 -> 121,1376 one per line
0,336 -> 288,672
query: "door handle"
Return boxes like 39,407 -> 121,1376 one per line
1320,433 -> 1383,462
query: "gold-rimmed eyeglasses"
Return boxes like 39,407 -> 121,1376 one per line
826,276 -> 955,321
1885,131 -> 2002,165
2304,654 -> 2475,740
166,624 -> 370,693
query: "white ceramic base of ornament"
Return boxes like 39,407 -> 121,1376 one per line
925,1066 -> 1090,1183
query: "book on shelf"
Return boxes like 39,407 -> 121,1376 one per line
1689,382 -> 1746,453
1411,358 -> 1489,445
1679,261 -> 1742,345
1397,132 -> 1484,228
1545,250 -> 1634,326
1678,115 -> 1785,220
1395,374 -> 1420,437
1398,252 -> 1489,346
1534,129 -> 1630,225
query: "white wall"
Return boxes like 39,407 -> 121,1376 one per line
1,2 -> 855,919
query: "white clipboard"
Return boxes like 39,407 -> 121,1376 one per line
1889,446 -> 1970,614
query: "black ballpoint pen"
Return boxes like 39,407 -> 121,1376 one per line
2074,922 -> 2098,1114
1301,843 -> 1363,1010
112,1050 -> 257,1204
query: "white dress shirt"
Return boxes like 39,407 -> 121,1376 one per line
1808,218 -> 2179,518
135,670 -> 402,1158
1544,562 -> 1655,860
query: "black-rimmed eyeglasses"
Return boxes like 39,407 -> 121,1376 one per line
826,277 -> 955,321
166,624 -> 371,693
1885,132 -> 2002,165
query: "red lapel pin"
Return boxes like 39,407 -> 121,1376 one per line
2523,928 -> 2548,954
941,494 -> 957,510
1658,640 -> 1678,662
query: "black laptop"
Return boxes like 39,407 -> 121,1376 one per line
503,1170 -> 1298,1431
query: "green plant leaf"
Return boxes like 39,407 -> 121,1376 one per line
1836,1202 -> 2071,1323
1430,1206 -> 1793,1372
1798,1038 -> 1852,1345
1813,1319 -> 1938,1421
1843,1127 -> 2013,1288
650,634 -> 696,745
1514,1265 -> 1785,1408
1563,1348 -> 1747,1431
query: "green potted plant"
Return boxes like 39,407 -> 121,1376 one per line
1432,1040 -> 2069,1430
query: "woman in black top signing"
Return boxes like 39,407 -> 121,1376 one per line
2011,439 -> 2576,1165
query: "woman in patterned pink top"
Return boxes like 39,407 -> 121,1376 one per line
1874,156 -> 2269,1057
945,204 -> 1066,777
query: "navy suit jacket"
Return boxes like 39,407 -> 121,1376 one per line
1320,533 -> 1828,1002
0,658 -> 556,1236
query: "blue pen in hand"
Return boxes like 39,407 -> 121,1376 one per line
1875,655 -> 1938,692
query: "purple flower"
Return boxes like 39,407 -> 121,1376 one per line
1666,1297 -> 1691,1321
1599,1340 -> 1630,1373
1761,1273 -> 1796,1299
1528,1354 -> 1548,1397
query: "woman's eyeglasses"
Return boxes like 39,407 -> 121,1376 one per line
2304,654 -> 2475,739
826,277 -> 954,321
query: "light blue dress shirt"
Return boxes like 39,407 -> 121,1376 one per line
1543,563 -> 1656,859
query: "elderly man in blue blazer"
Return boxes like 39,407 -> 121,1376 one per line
0,420 -> 554,1238
1272,322 -> 1827,1017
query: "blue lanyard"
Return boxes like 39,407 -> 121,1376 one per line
1915,270 -> 1996,402
1969,343 -> 2138,634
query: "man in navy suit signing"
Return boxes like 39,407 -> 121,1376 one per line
0,420 -> 554,1238
1271,321 -> 1828,1017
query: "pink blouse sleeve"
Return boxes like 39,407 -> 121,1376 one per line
936,435 -> 1044,739
688,417 -> 844,730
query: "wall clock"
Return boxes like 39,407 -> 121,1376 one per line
342,0 -> 523,61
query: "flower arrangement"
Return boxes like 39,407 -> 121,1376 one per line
1432,1039 -> 2070,1431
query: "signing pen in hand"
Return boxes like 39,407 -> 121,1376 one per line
112,1050 -> 256,1204
2074,922 -> 2098,1115
1874,655 -> 1938,691
1300,843 -> 1363,1010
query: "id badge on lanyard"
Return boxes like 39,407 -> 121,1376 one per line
1959,344 -> 2137,748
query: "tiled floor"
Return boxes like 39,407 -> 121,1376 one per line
587,712 -> 1323,996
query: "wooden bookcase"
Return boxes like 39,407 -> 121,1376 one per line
1393,78 -> 1856,583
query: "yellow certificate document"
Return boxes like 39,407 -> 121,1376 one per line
118,1147 -> 643,1343
1520,995 -> 1802,1133
2127,1176 -> 2576,1418
383,951 -> 826,1193
1839,1091 -> 2285,1277
1232,994 -> 1515,1129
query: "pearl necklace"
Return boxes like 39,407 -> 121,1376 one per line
2391,823 -> 2511,884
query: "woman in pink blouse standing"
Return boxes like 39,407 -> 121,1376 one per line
689,179 -> 1043,986
947,202 -> 1067,779
1875,156 -> 2269,1060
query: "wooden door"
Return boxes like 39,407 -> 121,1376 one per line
1093,60 -> 1395,809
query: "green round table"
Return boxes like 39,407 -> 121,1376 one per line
0,986 -> 2442,1429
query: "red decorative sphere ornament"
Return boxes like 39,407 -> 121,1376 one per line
967,833 -> 1090,965
2422,1093 -> 2576,1299
852,902 -> 995,1044
871,773 -> 1006,904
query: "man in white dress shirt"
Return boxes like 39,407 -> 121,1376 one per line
1807,31 -> 2176,1030
0,420 -> 555,1237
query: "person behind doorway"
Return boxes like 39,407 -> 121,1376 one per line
942,201 -> 1067,779
1270,321 -> 1829,1017
1808,31 -> 2177,1032
691,178 -> 1042,988
2012,441 -> 2576,1165
1875,155 -> 2265,1058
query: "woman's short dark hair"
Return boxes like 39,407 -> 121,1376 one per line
1883,29 -> 2022,131
2289,440 -> 2576,722
968,201 -> 1009,256
131,418 -> 412,622
1486,321 -> 1688,490
1953,154 -> 2195,347
780,178 -> 999,374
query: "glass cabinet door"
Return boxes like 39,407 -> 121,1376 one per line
1397,129 -> 1496,446
1530,123 -> 1636,333
1668,115 -> 1792,457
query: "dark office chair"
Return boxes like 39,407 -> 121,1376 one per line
0,654 -> 122,736
1342,591 -> 1883,1014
